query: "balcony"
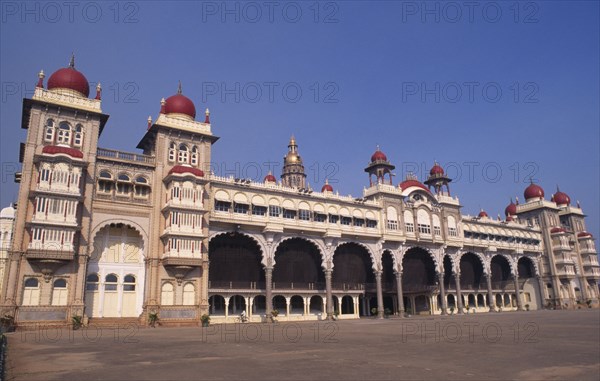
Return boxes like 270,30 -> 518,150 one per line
97,147 -> 155,166
554,253 -> 575,265
164,198 -> 204,211
162,226 -> 204,237
26,243 -> 75,261
162,251 -> 202,267
31,213 -> 78,227
36,182 -> 81,197
555,265 -> 576,278
584,268 -> 600,278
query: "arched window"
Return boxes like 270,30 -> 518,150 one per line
56,122 -> 72,145
23,278 -> 40,306
191,146 -> 199,166
134,176 -> 150,198
86,273 -> 99,291
105,274 -> 118,291
168,142 -> 177,162
183,282 -> 195,305
97,170 -> 114,194
74,124 -> 83,147
116,174 -> 132,196
45,119 -> 55,142
161,282 -> 174,305
52,278 -> 68,306
178,144 -> 189,164
123,274 -> 136,291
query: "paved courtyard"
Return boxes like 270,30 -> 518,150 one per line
5,309 -> 600,380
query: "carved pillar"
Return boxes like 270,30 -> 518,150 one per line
325,269 -> 333,319
513,273 -> 524,311
395,271 -> 405,317
375,271 -> 384,318
2,251 -> 22,305
486,273 -> 495,312
438,271 -> 448,315
537,275 -> 547,309
454,271 -> 464,314
265,267 -> 273,314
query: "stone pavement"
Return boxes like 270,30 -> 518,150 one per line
5,309 -> 600,380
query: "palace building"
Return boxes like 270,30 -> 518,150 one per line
1,58 -> 599,327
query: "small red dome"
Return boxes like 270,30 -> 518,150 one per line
478,210 -> 489,218
321,183 -> 333,192
430,163 -> 444,176
506,215 -> 514,222
553,189 -> 570,206
550,227 -> 566,234
371,149 -> 387,162
47,67 -> 90,97
524,182 -> 545,201
42,145 -> 84,158
577,232 -> 593,238
399,179 -> 430,193
264,173 -> 277,183
168,165 -> 204,177
164,93 -> 196,119
505,201 -> 517,216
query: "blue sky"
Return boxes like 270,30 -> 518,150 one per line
1,1 -> 599,236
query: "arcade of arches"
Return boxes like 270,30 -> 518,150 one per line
206,233 -> 542,321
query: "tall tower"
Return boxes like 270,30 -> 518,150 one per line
364,146 -> 395,186
424,161 -> 452,196
281,136 -> 306,188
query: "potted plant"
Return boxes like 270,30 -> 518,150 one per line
200,314 -> 210,327
525,304 -> 530,311
465,304 -> 470,314
370,307 -> 377,316
333,310 -> 339,321
72,315 -> 83,330
148,312 -> 159,328
270,310 -> 279,323
449,306 -> 454,315
586,300 -> 592,308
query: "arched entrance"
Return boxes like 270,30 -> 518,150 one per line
518,256 -> 540,310
460,252 -> 484,291
333,243 -> 373,316
85,224 -> 145,318
402,247 -> 436,314
208,233 -> 264,288
273,238 -> 324,287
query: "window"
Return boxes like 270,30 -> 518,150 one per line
234,203 -> 249,214
341,217 -> 352,226
418,224 -> 431,234
123,275 -> 136,291
405,222 -> 415,233
448,227 -> 458,237
56,122 -> 72,145
161,282 -> 174,305
191,146 -> 199,166
74,124 -> 83,147
366,219 -> 377,228
328,214 -> 339,224
387,220 -> 398,230
353,218 -> 365,227
215,200 -> 231,212
269,205 -> 281,217
52,278 -> 68,306
23,278 -> 41,306
178,144 -> 189,163
40,167 -> 51,182
183,283 -> 195,305
252,205 -> 267,216
283,209 -> 296,219
134,177 -> 150,197
168,142 -> 176,162
434,226 -> 441,236
116,174 -> 132,195
86,274 -> 99,291
105,274 -> 118,291
314,213 -> 326,223
299,209 -> 311,221
45,119 -> 55,142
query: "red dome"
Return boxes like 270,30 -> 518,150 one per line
371,149 -> 387,162
553,190 -> 570,206
430,163 -> 444,176
505,201 -> 517,216
264,173 -> 277,183
478,210 -> 489,218
524,182 -> 545,201
168,165 -> 204,177
400,179 -> 430,193
577,232 -> 593,238
42,145 -> 83,158
321,183 -> 333,192
550,227 -> 566,234
164,94 -> 196,119
506,215 -> 514,222
47,67 -> 90,97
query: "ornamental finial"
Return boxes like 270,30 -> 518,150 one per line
36,70 -> 45,88
177,81 -> 182,94
204,108 -> 210,123
69,53 -> 75,68
95,83 -> 102,100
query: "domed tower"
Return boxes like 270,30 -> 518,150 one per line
281,135 -> 306,189
364,146 -> 395,186
424,161 -> 452,196
552,186 -> 571,207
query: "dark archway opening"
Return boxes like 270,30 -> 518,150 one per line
491,255 -> 511,288
460,253 -> 484,290
518,257 -> 535,278
273,238 -> 324,287
209,233 -> 264,288
332,243 -> 374,286
402,247 -> 436,292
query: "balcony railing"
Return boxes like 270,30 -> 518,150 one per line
97,147 -> 155,165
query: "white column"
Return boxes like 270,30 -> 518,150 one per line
224,298 -> 229,318
285,297 -> 290,317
